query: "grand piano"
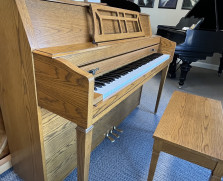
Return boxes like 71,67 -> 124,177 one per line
157,0 -> 223,87
0,0 -> 175,180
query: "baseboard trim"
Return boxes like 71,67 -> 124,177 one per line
192,62 -> 219,71
0,155 -> 12,174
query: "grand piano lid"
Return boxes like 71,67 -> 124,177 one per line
185,0 -> 223,31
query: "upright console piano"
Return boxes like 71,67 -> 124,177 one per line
0,0 -> 175,180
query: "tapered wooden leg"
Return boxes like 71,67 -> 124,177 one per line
154,65 -> 169,114
76,126 -> 94,181
209,162 -> 223,181
147,139 -> 163,181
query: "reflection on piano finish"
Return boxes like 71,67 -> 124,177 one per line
157,0 -> 223,87
0,0 -> 175,181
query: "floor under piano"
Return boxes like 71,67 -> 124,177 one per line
1,66 -> 223,181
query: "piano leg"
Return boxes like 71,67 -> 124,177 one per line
218,53 -> 223,76
179,61 -> 192,87
76,125 -> 94,181
168,55 -> 178,78
154,65 -> 169,114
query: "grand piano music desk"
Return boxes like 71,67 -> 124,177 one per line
0,0 -> 175,180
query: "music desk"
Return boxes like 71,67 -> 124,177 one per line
148,91 -> 223,181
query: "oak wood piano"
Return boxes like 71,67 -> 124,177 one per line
0,0 -> 175,180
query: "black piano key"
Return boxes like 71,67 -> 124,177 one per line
95,82 -> 104,88
109,75 -> 121,79
97,77 -> 115,82
95,81 -> 106,86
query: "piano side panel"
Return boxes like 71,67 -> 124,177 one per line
41,87 -> 142,181
0,0 -> 47,180
34,53 -> 95,128
158,37 -> 176,58
25,0 -> 94,49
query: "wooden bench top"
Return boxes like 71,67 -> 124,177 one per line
154,91 -> 223,161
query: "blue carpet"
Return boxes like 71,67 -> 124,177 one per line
1,72 -> 223,181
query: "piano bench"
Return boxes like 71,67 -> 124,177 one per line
147,91 -> 223,181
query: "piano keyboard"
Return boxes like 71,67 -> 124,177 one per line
94,53 -> 170,100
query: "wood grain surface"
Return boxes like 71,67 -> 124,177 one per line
36,43 -> 105,58
139,14 -> 152,37
76,126 -> 93,181
158,37 -> 176,58
61,36 -> 160,67
0,0 -> 176,180
93,93 -> 103,105
81,45 -> 159,77
26,0 -> 94,48
41,108 -> 77,181
0,0 -> 46,180
40,88 -> 141,180
34,53 -> 94,128
91,4 -> 145,42
154,91 -> 223,161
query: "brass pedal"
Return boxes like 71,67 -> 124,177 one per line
113,126 -> 123,133
110,130 -> 120,138
106,133 -> 115,143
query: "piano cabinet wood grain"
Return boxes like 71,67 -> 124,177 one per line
76,126 -> 93,181
90,4 -> 145,43
0,0 -> 175,180
24,0 -> 151,49
62,36 -> 160,67
34,53 -> 95,128
41,88 -> 142,181
158,37 -> 176,58
0,0 -> 46,180
81,44 -> 160,77
140,14 -> 152,37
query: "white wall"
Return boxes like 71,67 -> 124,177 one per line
137,0 -> 189,34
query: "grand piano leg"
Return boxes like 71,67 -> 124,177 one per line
168,55 -> 178,78
154,65 -> 169,114
179,61 -> 192,87
76,125 -> 94,181
218,53 -> 223,76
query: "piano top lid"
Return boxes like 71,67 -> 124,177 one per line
184,0 -> 223,31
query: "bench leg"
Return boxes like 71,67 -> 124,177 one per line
147,139 -> 162,181
209,162 -> 223,181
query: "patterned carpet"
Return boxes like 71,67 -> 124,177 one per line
0,67 -> 223,181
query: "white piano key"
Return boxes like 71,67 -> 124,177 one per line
95,54 -> 170,100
